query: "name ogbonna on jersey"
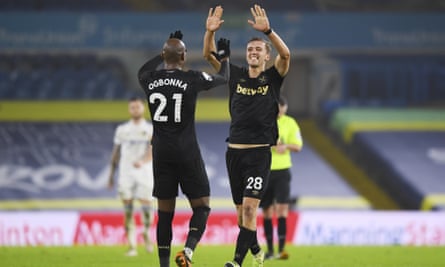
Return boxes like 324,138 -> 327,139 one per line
147,78 -> 188,91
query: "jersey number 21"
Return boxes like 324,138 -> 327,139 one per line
149,93 -> 183,123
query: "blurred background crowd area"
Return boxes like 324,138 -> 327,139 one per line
0,0 -> 444,212
1,0 -> 445,12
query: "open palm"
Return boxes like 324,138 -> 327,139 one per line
206,6 -> 224,32
247,4 -> 270,32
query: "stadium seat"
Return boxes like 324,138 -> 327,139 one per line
320,55 -> 445,116
352,131 -> 445,210
329,107 -> 445,210
0,122 -> 370,210
0,53 -> 131,100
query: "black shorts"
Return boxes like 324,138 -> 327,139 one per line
226,146 -> 271,205
260,168 -> 291,208
152,156 -> 210,200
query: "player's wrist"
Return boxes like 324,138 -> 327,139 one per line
263,28 -> 273,35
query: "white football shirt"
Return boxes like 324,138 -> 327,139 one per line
113,120 -> 153,180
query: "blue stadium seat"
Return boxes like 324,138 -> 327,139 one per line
324,55 -> 445,114
352,131 -> 445,210
0,53 -> 130,100
0,122 -> 370,210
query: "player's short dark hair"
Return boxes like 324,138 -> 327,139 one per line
278,95 -> 288,106
247,37 -> 271,53
128,96 -> 145,103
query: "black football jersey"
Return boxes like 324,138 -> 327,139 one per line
139,55 -> 228,160
228,64 -> 284,145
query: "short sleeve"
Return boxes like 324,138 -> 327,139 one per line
113,126 -> 122,145
268,66 -> 284,94
146,122 -> 153,140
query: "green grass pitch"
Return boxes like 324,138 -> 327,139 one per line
1,245 -> 444,267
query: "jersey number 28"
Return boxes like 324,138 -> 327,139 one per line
149,93 -> 183,123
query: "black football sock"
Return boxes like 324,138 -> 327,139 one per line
159,257 -> 170,267
234,226 -> 255,265
263,218 -> 274,254
185,206 -> 210,257
278,217 -> 287,252
157,210 -> 174,267
250,230 -> 261,255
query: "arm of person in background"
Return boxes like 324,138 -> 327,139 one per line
276,140 -> 301,154
248,4 -> 290,77
203,5 -> 224,72
108,144 -> 121,189
276,119 -> 303,154
133,142 -> 152,168
137,55 -> 163,83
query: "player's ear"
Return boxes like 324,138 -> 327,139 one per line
180,52 -> 185,61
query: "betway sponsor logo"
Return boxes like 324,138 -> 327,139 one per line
294,212 -> 445,246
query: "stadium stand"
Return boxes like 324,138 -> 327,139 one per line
0,53 -> 133,100
143,0 -> 445,12
1,0 -> 444,12
352,131 -> 445,211
319,55 -> 445,116
0,0 -> 130,11
0,122 -> 370,210
328,108 -> 445,210
330,108 -> 445,143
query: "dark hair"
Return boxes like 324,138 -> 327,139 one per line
247,37 -> 271,53
278,95 -> 288,106
128,96 -> 145,103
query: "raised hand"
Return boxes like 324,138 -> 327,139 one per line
206,5 -> 224,32
247,4 -> 270,33
169,30 -> 183,40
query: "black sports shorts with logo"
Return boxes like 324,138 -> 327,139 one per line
152,156 -> 210,200
260,168 -> 291,208
226,146 -> 271,205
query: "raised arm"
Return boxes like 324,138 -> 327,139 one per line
214,57 -> 230,85
248,4 -> 290,76
203,6 -> 224,71
201,54 -> 230,91
133,142 -> 152,168
137,55 -> 163,82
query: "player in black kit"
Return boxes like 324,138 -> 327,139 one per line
203,5 -> 290,267
138,31 -> 230,267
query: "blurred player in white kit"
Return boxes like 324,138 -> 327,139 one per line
108,96 -> 154,256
